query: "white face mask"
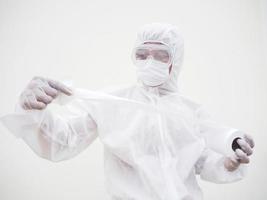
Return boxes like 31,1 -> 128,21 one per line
135,58 -> 170,87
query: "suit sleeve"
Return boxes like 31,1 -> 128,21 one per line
6,102 -> 98,162
194,106 -> 248,183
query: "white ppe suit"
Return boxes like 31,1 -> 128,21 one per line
1,23 -> 247,200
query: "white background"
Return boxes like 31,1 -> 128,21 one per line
0,0 -> 266,199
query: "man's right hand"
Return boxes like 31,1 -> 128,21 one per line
19,76 -> 73,110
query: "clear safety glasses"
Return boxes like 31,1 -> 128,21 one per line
132,43 -> 173,66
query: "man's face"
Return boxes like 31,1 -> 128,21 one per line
142,41 -> 172,74
133,41 -> 173,87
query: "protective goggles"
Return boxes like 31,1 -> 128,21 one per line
132,43 -> 173,66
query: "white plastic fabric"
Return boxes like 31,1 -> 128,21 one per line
0,23 -> 248,200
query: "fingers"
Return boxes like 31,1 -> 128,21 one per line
42,85 -> 58,98
32,76 -> 72,96
244,134 -> 255,148
237,138 -> 253,156
224,157 -> 240,171
21,94 -> 46,110
235,149 -> 250,164
47,79 -> 72,96
34,88 -> 53,104
27,101 -> 46,110
229,134 -> 254,167
21,76 -> 72,111
226,135 -> 255,169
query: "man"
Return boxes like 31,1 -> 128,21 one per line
9,23 -> 255,199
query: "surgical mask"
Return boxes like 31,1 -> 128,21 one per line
135,58 -> 170,87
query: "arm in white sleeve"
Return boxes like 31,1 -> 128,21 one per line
7,103 -> 98,162
195,148 -> 248,184
194,106 -> 248,183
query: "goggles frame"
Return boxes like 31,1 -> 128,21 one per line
132,40 -> 173,66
